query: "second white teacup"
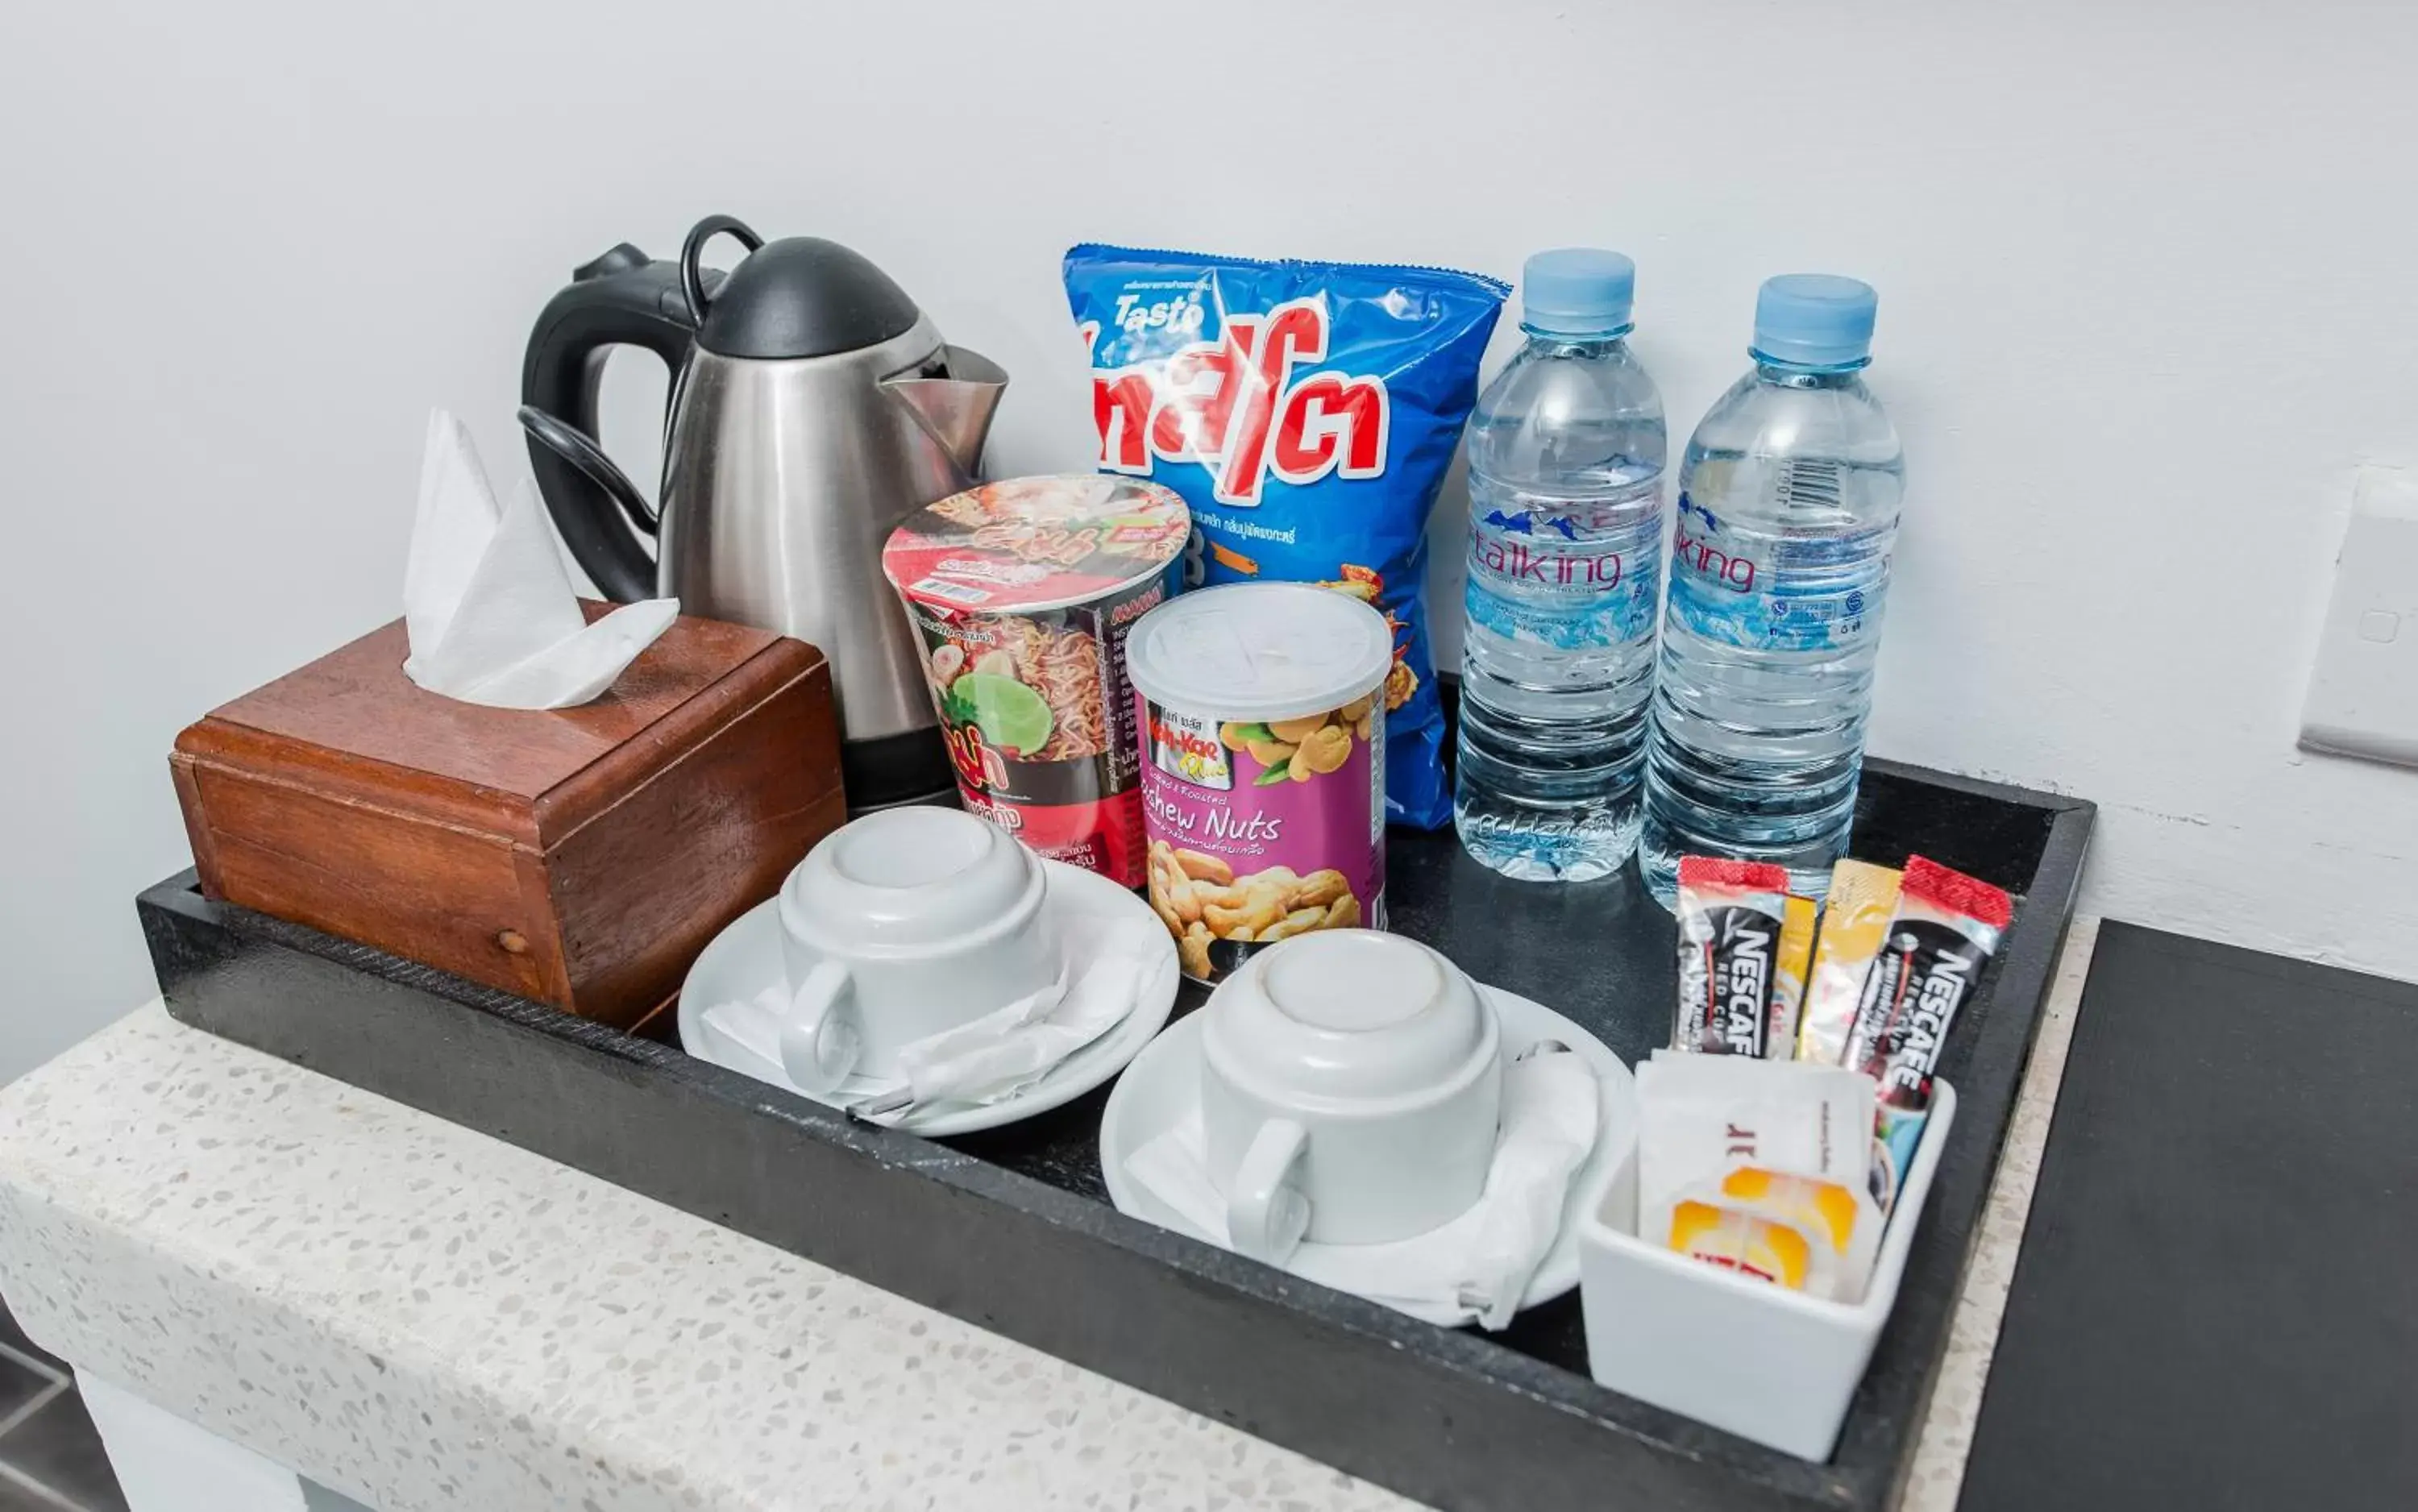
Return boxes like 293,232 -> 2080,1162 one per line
1199,929 -> 1503,1262
775,806 -> 1056,1092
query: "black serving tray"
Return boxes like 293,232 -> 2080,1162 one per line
141,757 -> 2091,1512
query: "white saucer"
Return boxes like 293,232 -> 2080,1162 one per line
1100,984 -> 1635,1327
679,860 -> 1179,1137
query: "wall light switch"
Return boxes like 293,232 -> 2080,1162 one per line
2300,466 -> 2418,768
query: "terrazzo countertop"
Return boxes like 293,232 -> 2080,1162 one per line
0,921 -> 2096,1512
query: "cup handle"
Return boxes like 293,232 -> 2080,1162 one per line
779,961 -> 862,1094
1226,1118 -> 1311,1265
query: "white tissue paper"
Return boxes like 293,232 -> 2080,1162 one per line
1457,1049 -> 1604,1328
1126,1049 -> 1603,1328
401,409 -> 677,708
702,917 -> 1162,1117
700,986 -> 795,1077
883,919 -> 1161,1108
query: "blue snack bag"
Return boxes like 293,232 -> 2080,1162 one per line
1064,245 -> 1507,829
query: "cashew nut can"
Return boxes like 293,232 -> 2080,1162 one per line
1124,584 -> 1396,983
882,476 -> 1190,888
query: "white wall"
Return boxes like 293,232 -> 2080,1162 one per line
4,0 -> 2414,1080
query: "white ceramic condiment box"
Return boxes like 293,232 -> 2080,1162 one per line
1577,1081 -> 1959,1460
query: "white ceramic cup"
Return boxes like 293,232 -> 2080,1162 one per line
775,807 -> 1056,1092
1199,929 -> 1503,1261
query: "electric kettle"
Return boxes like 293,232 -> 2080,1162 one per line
519,213 -> 1007,808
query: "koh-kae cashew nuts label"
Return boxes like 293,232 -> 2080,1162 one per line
1137,690 -> 1386,984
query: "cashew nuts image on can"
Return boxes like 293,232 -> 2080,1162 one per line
1124,583 -> 1395,984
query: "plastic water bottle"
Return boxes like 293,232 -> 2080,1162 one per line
1455,250 -> 1667,882
1639,274 -> 1904,903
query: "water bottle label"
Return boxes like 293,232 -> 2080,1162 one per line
1466,576 -> 1658,650
1669,495 -> 1885,651
1465,512 -> 1660,650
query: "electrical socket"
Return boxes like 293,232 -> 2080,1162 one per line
2300,466 -> 2418,769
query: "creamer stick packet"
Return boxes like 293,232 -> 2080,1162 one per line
1797,860 -> 1903,1066
1767,895 -> 1818,1061
1840,855 -> 2013,1203
1673,858 -> 1791,1056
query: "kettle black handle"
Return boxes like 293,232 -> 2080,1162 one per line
519,243 -> 702,602
679,215 -> 763,327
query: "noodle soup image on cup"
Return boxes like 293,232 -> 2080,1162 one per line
1125,584 -> 1394,983
882,475 -> 1189,887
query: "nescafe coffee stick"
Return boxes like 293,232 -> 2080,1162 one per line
1839,855 -> 2013,1203
1672,858 -> 1792,1057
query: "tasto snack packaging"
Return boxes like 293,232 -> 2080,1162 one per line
1124,583 -> 1394,983
882,476 -> 1189,887
1062,244 -> 1507,830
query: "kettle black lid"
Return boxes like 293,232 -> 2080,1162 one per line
689,219 -> 924,360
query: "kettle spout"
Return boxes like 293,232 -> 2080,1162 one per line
883,346 -> 1008,481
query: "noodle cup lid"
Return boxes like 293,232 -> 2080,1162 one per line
882,474 -> 1190,615
1126,583 -> 1395,724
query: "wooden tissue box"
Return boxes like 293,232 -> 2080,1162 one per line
170,609 -> 845,1033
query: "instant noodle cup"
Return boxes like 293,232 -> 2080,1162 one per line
1124,583 -> 1394,984
882,475 -> 1188,887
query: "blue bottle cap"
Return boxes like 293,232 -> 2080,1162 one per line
1520,249 -> 1636,337
1751,274 -> 1878,370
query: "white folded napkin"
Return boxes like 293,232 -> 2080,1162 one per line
700,985 -> 796,1078
701,916 -> 1162,1119
1125,1049 -> 1603,1329
401,409 -> 678,708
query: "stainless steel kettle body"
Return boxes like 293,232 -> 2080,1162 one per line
655,321 -> 1006,752
520,216 -> 1006,808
